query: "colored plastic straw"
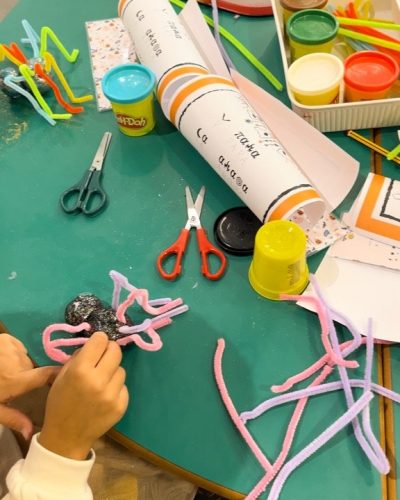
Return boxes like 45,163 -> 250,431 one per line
4,75 -> 56,125
169,0 -> 283,91
0,44 -> 24,66
347,130 -> 400,165
21,19 -> 40,58
39,26 -> 79,62
338,27 -> 400,51
43,52 -> 93,104
19,64 -> 72,120
337,16 -> 400,30
33,63 -> 85,114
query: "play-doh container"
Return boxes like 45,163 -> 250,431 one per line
279,0 -> 328,25
287,52 -> 344,105
287,9 -> 339,61
343,51 -> 400,102
102,63 -> 156,136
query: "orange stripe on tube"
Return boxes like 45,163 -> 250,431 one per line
169,76 -> 236,126
356,174 -> 400,241
118,0 -> 128,17
269,189 -> 321,221
157,65 -> 209,102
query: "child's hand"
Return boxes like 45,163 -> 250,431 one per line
38,332 -> 129,460
0,333 -> 60,440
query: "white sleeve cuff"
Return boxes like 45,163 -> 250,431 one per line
6,433 -> 95,499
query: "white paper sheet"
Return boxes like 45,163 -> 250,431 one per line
230,71 -> 359,213
119,0 -> 358,229
120,0 -> 209,81
344,172 -> 400,247
298,251 -> 400,342
329,231 -> 400,271
178,0 -> 231,79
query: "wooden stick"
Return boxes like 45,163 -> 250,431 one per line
347,130 -> 400,166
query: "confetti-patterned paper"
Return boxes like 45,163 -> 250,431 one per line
291,210 -> 350,256
85,18 -> 136,111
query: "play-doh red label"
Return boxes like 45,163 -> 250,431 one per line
116,114 -> 147,129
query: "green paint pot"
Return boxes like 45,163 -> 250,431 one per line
287,9 -> 339,61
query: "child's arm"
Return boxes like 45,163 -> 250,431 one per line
2,332 -> 128,500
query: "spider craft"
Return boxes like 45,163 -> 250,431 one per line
43,270 -> 188,363
0,20 -> 93,126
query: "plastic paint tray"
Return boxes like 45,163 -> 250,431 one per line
271,0 -> 400,132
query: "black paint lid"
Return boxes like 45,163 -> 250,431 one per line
213,207 -> 263,256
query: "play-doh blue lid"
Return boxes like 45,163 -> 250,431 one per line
102,63 -> 156,104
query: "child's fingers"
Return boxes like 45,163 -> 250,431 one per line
117,384 -> 129,416
0,403 -> 33,441
108,366 -> 126,395
73,331 -> 109,368
8,366 -> 61,399
96,341 -> 122,380
0,334 -> 27,352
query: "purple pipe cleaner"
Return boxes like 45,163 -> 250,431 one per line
210,0 -> 236,70
311,276 -> 389,474
266,392 -> 373,500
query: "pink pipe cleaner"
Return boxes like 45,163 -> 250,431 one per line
214,339 -> 274,474
245,364 -> 334,499
42,322 -> 91,363
116,317 -> 172,350
281,293 -> 357,369
42,271 -> 188,363
214,339 -> 334,499
116,288 -> 182,322
109,270 -> 171,309
213,274 -> 399,499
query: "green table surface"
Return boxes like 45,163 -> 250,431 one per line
0,1 -> 396,498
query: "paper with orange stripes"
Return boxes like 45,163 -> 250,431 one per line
119,0 -> 359,227
345,173 -> 400,247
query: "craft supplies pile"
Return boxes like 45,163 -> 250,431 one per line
3,0 -> 400,499
114,1 -> 400,499
0,20 -> 93,125
277,0 -> 400,106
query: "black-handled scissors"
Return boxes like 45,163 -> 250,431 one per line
60,131 -> 112,216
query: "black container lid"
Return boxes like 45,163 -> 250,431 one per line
213,207 -> 263,256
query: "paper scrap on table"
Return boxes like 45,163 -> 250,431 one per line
298,249 -> 400,342
344,172 -> 400,247
291,211 -> 350,256
85,18 -> 136,111
330,230 -> 400,271
118,0 -> 359,231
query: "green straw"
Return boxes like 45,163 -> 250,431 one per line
387,143 -> 400,161
170,0 -> 283,91
338,27 -> 400,51
337,16 -> 400,31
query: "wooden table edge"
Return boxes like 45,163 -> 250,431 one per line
107,428 -> 245,499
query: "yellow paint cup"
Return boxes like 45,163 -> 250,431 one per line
248,221 -> 309,300
287,53 -> 344,105
102,63 -> 156,137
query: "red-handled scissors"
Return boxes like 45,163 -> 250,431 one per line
157,186 -> 227,281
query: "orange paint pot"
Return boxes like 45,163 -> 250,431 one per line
344,51 -> 400,102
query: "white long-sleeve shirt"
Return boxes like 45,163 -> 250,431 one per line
1,428 -> 95,500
